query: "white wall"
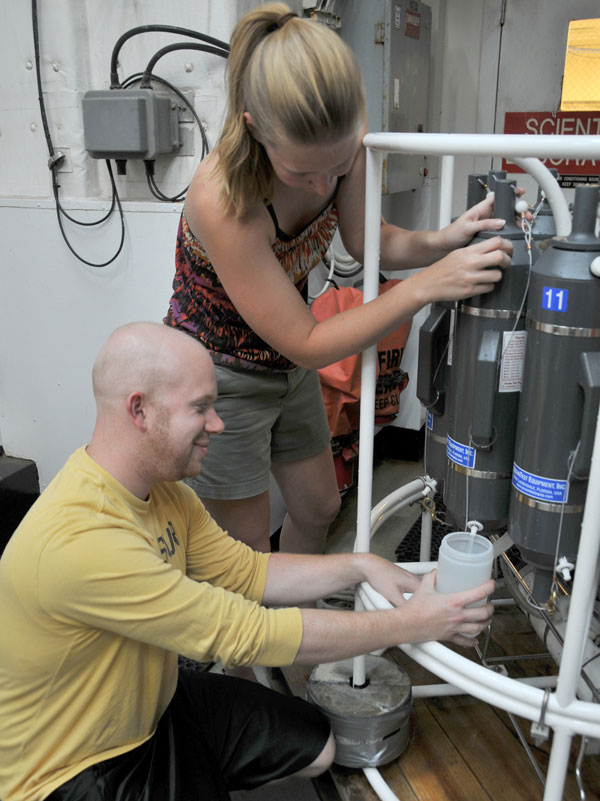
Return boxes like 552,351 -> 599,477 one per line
2,0 -> 242,201
0,0 -> 237,488
1,198 -> 181,485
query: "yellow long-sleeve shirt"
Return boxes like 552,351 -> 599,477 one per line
0,447 -> 302,801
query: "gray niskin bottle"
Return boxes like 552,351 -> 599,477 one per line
444,178 -> 540,531
508,184 -> 600,604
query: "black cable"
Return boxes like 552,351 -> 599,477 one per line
54,161 -> 126,268
124,71 -> 211,203
113,33 -> 227,205
144,161 -> 187,203
140,42 -> 228,88
32,0 -> 56,163
110,25 -> 229,88
148,177 -> 186,203
31,0 -> 126,267
582,650 -> 600,669
121,72 -> 210,160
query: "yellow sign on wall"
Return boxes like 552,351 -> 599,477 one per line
561,18 -> 600,111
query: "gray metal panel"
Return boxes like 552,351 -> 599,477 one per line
479,0 -> 600,189
338,0 -> 432,193
386,1 -> 432,192
335,0 -> 386,129
494,0 -> 600,127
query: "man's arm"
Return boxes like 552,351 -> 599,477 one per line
264,552 -> 494,659
263,551 -> 420,607
295,572 -> 495,662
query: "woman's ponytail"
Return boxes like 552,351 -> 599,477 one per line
214,3 -> 365,218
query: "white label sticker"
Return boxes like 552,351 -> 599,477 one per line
499,330 -> 527,393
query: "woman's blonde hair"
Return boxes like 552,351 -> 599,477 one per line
215,3 -> 365,218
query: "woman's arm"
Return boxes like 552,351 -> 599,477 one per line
336,138 -> 507,270
185,157 -> 511,370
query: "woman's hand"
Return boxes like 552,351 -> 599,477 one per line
436,188 -> 534,253
436,194 -> 506,251
407,235 -> 513,305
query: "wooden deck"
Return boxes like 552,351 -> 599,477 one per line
280,601 -> 600,801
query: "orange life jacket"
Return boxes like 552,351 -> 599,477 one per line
311,280 -> 412,438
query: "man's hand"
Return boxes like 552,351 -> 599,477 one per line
295,569 -> 495,664
400,570 -> 495,646
361,555 -> 421,606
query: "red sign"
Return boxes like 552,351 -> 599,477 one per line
502,111 -> 600,187
405,9 -> 421,39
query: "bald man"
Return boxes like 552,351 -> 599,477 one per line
0,322 -> 494,801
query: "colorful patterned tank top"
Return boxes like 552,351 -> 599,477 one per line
164,186 -> 341,372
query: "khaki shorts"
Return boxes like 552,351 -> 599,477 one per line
186,364 -> 332,500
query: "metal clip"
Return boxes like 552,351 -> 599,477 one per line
420,496 -> 436,519
545,585 -> 558,615
47,151 -> 65,170
530,688 -> 552,746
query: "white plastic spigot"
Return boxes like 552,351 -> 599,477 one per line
556,556 -> 575,581
590,256 -> 600,278
466,520 -> 484,536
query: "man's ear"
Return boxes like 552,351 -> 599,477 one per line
126,392 -> 148,431
243,111 -> 261,142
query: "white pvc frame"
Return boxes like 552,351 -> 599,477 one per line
354,133 -> 600,801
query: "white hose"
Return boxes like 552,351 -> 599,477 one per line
356,581 -> 600,738
363,767 -> 404,801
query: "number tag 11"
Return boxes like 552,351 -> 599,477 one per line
542,286 -> 569,313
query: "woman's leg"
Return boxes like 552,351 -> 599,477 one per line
271,445 -> 341,554
194,365 -> 338,554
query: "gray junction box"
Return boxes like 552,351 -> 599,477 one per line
81,89 -> 181,161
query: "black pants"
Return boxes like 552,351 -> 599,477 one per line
45,668 -> 330,801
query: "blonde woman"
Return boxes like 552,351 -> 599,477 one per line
164,3 -> 512,554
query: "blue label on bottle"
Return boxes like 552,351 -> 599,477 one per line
512,463 -> 568,503
447,436 -> 476,469
426,410 -> 433,431
542,286 -> 569,313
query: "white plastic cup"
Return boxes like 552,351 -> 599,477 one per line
435,531 -> 494,635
